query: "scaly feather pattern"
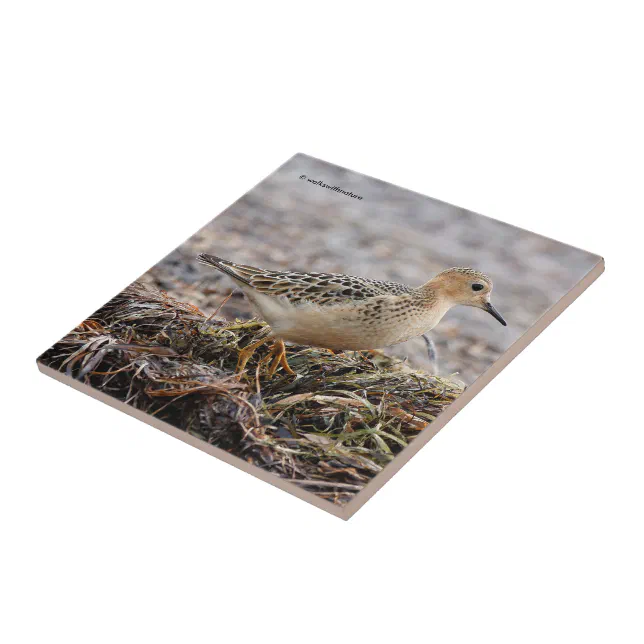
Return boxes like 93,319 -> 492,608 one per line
197,253 -> 413,306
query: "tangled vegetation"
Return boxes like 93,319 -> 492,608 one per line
38,282 -> 464,506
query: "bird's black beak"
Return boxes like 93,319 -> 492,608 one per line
485,302 -> 507,326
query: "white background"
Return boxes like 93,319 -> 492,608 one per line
1,2 -> 642,643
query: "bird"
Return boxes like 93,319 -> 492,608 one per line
197,253 -> 507,376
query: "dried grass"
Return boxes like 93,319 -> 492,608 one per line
38,282 -> 464,506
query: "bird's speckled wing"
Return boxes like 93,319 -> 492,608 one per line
197,253 -> 413,306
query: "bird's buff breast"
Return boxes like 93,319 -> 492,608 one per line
253,294 -> 446,350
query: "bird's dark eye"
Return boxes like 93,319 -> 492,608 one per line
472,283 -> 484,292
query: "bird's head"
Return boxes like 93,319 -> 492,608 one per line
428,267 -> 507,326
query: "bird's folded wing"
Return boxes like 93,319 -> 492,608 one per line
198,253 -> 414,306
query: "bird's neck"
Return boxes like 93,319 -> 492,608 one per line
418,278 -> 452,303
415,281 -> 456,328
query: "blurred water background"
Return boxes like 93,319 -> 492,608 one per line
140,154 -> 600,385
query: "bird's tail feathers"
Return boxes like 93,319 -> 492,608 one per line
196,253 -> 253,286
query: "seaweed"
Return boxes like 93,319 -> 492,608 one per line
39,282 -> 464,506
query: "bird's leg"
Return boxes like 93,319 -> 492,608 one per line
422,334 -> 438,374
236,335 -> 271,373
267,339 -> 296,377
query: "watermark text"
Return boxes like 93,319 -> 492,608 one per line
299,174 -> 363,200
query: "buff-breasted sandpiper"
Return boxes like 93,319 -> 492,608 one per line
197,253 -> 507,376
